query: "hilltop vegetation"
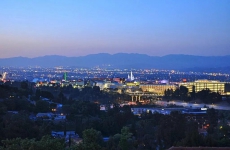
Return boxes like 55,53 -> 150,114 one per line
0,82 -> 230,149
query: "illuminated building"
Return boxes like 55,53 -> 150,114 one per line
127,71 -> 135,81
113,77 -> 124,83
179,79 -> 226,95
95,81 -> 123,90
64,72 -> 67,81
139,84 -> 177,96
125,81 -> 140,86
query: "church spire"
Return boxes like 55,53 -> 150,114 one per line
130,71 -> 134,81
127,71 -> 134,81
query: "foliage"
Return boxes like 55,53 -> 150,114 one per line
0,135 -> 65,150
72,128 -> 103,150
164,86 -> 190,101
177,121 -> 204,147
35,89 -> 54,100
1,81 -> 230,149
1,113 -> 39,139
35,100 -> 50,113
196,89 -> 222,104
118,127 -> 134,150
164,86 -> 222,104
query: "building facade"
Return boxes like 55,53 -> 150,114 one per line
179,79 -> 226,95
139,84 -> 177,96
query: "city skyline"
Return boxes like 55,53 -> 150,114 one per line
0,0 -> 230,58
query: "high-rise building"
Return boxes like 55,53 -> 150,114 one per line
63,72 -> 67,81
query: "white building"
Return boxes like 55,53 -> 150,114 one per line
128,71 -> 135,81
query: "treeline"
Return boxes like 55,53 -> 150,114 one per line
1,82 -> 230,149
164,86 -> 222,103
35,85 -> 130,104
1,109 -> 230,149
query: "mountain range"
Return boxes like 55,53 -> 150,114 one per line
0,53 -> 230,70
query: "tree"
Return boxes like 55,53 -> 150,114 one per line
119,127 -> 134,150
177,121 -> 204,147
2,113 -> 40,139
35,135 -> 65,150
156,111 -> 187,149
207,108 -> 218,128
172,88 -> 180,99
35,89 -> 41,100
0,135 -> 65,150
83,128 -> 103,146
190,85 -> 196,100
179,86 -> 189,101
164,89 -> 173,100
40,91 -> 54,99
56,91 -> 66,104
196,89 -> 222,104
0,138 -> 36,150
74,128 -> 103,150
135,118 -> 157,149
20,81 -> 28,90
35,100 -> 50,113
62,105 -> 71,115
106,134 -> 121,150
197,89 -> 211,103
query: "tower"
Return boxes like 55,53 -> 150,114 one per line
64,72 -> 67,81
127,71 -> 134,81
130,71 -> 134,81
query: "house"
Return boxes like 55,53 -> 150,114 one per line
7,111 -> 19,114
51,131 -> 82,144
36,113 -> 54,119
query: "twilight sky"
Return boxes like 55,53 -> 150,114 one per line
0,0 -> 229,58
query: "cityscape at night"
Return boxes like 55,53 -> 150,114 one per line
1,66 -> 230,82
0,0 -> 230,149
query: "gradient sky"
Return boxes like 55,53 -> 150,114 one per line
0,0 -> 229,58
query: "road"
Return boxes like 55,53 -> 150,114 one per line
155,100 -> 230,110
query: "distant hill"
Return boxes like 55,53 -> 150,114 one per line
0,53 -> 230,70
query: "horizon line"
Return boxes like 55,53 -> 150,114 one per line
1,53 -> 230,59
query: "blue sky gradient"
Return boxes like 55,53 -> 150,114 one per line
0,0 -> 229,58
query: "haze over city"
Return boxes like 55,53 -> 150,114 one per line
0,0 -> 230,58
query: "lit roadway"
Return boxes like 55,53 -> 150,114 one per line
156,100 -> 230,110
2,72 -> 6,80
0,72 -> 6,81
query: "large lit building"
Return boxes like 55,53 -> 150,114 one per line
96,81 -> 123,90
179,79 -> 226,95
139,84 -> 177,96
